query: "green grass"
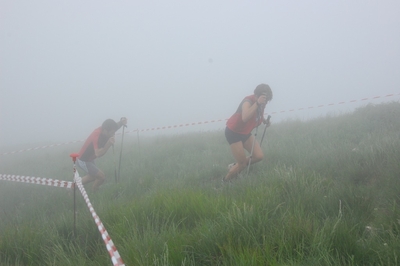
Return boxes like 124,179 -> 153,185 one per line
1,102 -> 400,265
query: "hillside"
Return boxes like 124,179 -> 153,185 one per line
1,102 -> 400,265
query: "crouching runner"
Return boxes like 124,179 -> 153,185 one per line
77,117 -> 127,191
223,84 -> 273,182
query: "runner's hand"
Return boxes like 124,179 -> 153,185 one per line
120,117 -> 128,126
257,95 -> 267,106
263,118 -> 271,127
108,136 -> 115,146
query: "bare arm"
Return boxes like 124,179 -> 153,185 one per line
116,117 -> 128,130
241,101 -> 259,123
241,95 -> 267,123
94,136 -> 115,158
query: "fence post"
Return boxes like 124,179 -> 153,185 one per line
137,128 -> 140,158
69,153 -> 79,237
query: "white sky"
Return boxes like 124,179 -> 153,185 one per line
1,0 -> 400,147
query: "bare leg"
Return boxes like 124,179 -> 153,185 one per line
224,141 -> 248,181
224,135 -> 264,181
92,170 -> 105,192
243,135 -> 264,165
81,174 -> 96,185
81,171 -> 105,192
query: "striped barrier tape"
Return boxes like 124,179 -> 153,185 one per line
1,140 -> 84,156
138,118 -> 227,132
0,172 -> 125,265
270,93 -> 399,114
0,132 -> 138,156
0,174 -> 74,188
2,92 -> 399,156
120,93 -> 400,131
74,173 -> 125,266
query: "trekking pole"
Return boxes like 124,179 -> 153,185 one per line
117,125 -> 127,183
246,126 -> 259,177
260,115 -> 271,147
112,145 -> 118,183
246,109 -> 261,177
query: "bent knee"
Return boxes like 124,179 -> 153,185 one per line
252,153 -> 264,163
95,171 -> 105,181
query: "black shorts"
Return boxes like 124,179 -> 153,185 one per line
225,127 -> 251,145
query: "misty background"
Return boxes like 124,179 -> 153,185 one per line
1,1 -> 400,148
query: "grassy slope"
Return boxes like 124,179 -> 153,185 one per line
1,102 -> 400,265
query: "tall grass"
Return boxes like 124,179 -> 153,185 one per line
1,102 -> 400,265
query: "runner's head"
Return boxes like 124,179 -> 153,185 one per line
254,84 -> 273,101
101,119 -> 118,137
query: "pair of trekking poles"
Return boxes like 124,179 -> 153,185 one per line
112,125 -> 127,183
246,114 -> 271,177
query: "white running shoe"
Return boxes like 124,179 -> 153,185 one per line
228,163 -> 236,170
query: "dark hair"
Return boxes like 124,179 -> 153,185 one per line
102,119 -> 118,131
254,83 -> 273,101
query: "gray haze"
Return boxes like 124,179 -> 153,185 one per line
1,1 -> 400,147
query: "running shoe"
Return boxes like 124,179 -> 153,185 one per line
228,163 -> 236,170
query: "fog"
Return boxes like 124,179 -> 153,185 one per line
1,1 -> 400,148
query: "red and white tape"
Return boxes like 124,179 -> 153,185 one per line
2,93 -> 399,156
136,93 -> 399,131
270,93 -> 399,114
0,174 -> 74,188
138,118 -> 227,132
1,140 -> 84,156
0,173 -> 125,265
74,174 -> 125,266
